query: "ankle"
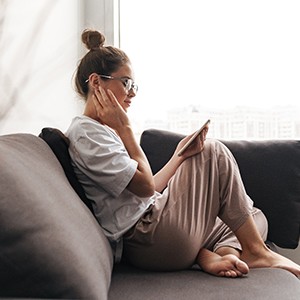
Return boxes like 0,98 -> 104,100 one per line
242,241 -> 270,259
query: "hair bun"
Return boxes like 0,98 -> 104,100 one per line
81,29 -> 105,50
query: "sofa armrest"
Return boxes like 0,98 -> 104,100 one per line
0,133 -> 113,299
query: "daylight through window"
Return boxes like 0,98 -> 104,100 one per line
120,0 -> 300,139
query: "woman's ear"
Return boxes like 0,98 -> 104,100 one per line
88,73 -> 101,90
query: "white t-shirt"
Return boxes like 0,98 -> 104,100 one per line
66,116 -> 156,243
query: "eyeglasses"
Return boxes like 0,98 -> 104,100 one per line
100,75 -> 138,94
85,74 -> 138,94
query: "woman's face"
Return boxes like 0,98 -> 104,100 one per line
100,63 -> 137,112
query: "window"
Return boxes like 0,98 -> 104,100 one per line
1,0 -> 299,140
120,0 -> 300,139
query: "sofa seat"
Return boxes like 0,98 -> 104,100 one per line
110,264 -> 300,300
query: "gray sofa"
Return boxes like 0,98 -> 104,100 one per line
0,128 -> 299,299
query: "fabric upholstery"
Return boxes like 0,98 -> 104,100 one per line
110,264 -> 300,300
220,139 -> 300,249
140,129 -> 300,249
39,127 -> 94,213
0,133 -> 113,299
1,130 -> 299,299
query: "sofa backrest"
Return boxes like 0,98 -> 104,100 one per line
0,133 -> 113,299
140,129 -> 300,249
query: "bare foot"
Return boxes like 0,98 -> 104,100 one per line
241,247 -> 300,277
216,246 -> 241,258
197,248 -> 249,278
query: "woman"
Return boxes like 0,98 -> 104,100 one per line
66,29 -> 300,278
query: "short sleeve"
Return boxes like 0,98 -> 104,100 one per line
69,121 -> 138,198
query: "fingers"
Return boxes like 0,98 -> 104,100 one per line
94,86 -> 120,109
93,87 -> 115,113
92,86 -> 127,128
106,89 -> 118,106
94,86 -> 108,107
200,127 -> 208,141
92,86 -> 110,124
92,94 -> 100,110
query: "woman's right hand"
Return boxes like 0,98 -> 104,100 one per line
92,86 -> 130,132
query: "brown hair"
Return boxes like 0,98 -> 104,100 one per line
75,29 -> 130,99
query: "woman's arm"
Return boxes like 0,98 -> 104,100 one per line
154,129 -> 208,193
92,86 -> 207,196
153,153 -> 183,193
117,124 -> 155,197
92,87 -> 155,197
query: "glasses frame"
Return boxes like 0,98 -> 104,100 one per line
98,74 -> 138,94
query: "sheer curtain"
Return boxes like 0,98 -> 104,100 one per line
0,0 -> 80,135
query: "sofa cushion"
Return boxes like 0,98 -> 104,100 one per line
39,127 -> 94,213
220,139 -> 300,249
140,129 -> 300,249
110,264 -> 300,300
0,133 -> 113,299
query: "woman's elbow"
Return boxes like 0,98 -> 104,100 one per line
135,182 -> 155,197
127,180 -> 155,198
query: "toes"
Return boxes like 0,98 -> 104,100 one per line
235,259 -> 249,275
224,270 -> 238,278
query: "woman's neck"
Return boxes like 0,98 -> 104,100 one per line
83,97 -> 97,119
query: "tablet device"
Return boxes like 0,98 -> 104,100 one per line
177,119 -> 210,156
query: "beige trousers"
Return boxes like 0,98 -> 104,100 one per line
123,139 -> 268,271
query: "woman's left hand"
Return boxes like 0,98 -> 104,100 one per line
153,127 -> 208,193
175,127 -> 208,160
